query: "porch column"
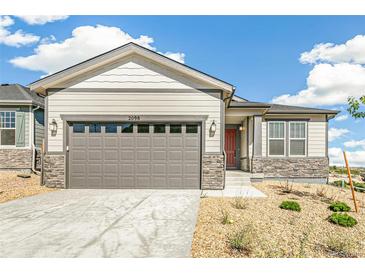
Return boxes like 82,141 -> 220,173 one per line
253,115 -> 262,157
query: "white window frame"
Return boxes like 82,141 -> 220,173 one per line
289,121 -> 307,157
0,110 -> 16,148
268,121 -> 286,157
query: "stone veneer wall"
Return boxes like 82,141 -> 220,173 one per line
0,149 -> 32,171
202,154 -> 225,190
43,154 -> 65,188
252,157 -> 329,178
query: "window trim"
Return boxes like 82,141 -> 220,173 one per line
0,110 -> 16,147
268,121 -> 286,157
288,121 -> 307,157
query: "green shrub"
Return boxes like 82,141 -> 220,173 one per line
228,225 -> 255,252
329,201 -> 351,212
329,213 -> 357,227
221,209 -> 234,225
279,200 -> 301,212
353,181 -> 365,193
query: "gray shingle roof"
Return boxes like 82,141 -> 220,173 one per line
267,103 -> 339,114
229,99 -> 339,115
0,84 -> 44,107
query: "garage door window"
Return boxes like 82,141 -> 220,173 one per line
170,124 -> 182,133
89,123 -> 101,133
186,124 -> 198,134
154,124 -> 165,133
121,123 -> 133,133
73,123 -> 85,133
105,124 -> 117,133
138,124 -> 149,133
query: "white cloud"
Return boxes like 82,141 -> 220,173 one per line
162,52 -> 185,63
344,139 -> 365,149
272,34 -> 365,107
16,16 -> 69,25
328,127 -> 349,142
10,24 -> 185,75
272,62 -> 365,106
0,15 -> 39,47
334,114 -> 348,121
300,35 -> 365,65
329,147 -> 365,167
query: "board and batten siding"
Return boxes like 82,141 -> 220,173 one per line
261,115 -> 327,157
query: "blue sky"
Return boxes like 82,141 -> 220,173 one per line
1,16 -> 365,166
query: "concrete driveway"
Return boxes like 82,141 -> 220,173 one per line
0,189 -> 200,258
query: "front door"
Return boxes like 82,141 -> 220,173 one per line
225,128 -> 236,168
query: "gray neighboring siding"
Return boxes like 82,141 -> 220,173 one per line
34,109 -> 44,148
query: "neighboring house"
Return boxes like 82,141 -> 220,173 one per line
28,43 -> 338,189
0,84 -> 45,172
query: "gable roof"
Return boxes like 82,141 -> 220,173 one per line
0,84 -> 44,108
29,42 -> 235,94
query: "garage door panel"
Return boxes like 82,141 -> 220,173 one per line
153,137 -> 167,147
136,137 -> 150,147
88,137 -> 102,147
169,137 -> 183,147
104,137 -> 118,148
121,150 -> 135,160
104,150 -> 118,160
69,122 -> 200,189
88,151 -> 102,161
152,150 -> 166,160
136,151 -> 150,160
120,137 -> 134,147
152,164 -> 166,174
120,164 -> 134,174
169,151 -> 182,160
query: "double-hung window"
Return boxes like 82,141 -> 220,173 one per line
289,122 -> 306,156
268,121 -> 285,156
0,111 -> 16,146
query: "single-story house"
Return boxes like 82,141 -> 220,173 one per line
0,84 -> 44,172
28,43 -> 338,189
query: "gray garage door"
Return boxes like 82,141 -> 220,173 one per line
68,122 -> 201,189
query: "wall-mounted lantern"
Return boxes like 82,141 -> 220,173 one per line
209,120 -> 217,137
50,119 -> 58,136
239,126 -> 245,131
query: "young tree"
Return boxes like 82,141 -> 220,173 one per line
347,96 -> 365,119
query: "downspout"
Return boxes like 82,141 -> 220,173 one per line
31,105 -> 41,175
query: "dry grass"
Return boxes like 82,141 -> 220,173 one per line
0,172 -> 57,203
192,181 -> 365,258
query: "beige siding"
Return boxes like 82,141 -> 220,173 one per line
262,121 -> 267,156
308,121 -> 326,157
47,90 -> 221,152
58,57 -> 216,90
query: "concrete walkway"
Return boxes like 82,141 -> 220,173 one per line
0,189 -> 200,258
201,185 -> 266,198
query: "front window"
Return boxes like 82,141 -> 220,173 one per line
268,121 -> 285,156
289,122 -> 306,156
0,111 -> 16,146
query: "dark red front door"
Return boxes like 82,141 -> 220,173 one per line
225,129 -> 236,168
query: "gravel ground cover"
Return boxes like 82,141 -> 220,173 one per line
192,182 -> 365,258
0,172 -> 57,203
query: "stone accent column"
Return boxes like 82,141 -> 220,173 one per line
251,157 -> 264,173
0,149 -> 32,172
202,154 -> 225,190
43,154 -> 65,188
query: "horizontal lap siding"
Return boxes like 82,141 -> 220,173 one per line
308,121 -> 326,157
48,91 -> 221,153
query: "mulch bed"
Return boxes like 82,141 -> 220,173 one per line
192,182 -> 365,258
0,172 -> 57,204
